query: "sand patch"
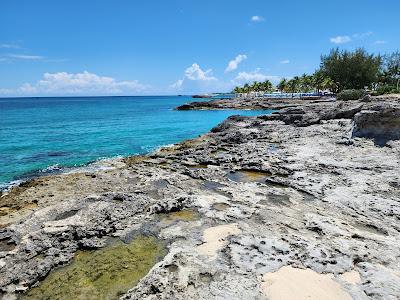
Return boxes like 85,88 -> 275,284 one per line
197,224 -> 241,257
341,270 -> 362,285
261,266 -> 352,300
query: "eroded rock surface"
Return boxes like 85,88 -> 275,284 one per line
1,97 -> 400,299
352,105 -> 400,146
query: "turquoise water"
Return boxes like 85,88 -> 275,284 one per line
0,96 -> 272,188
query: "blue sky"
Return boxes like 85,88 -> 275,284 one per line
0,0 -> 399,96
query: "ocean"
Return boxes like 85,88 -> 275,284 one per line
0,96 -> 273,189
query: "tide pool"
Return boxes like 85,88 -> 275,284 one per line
0,96 -> 273,188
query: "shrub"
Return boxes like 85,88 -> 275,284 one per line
337,89 -> 367,101
374,85 -> 400,95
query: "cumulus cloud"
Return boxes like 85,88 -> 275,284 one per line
225,54 -> 247,73
184,63 -> 217,81
251,16 -> 264,22
232,69 -> 281,85
0,71 -> 149,96
169,63 -> 231,93
280,59 -> 290,64
330,35 -> 352,44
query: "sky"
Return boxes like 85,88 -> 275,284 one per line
0,0 -> 399,96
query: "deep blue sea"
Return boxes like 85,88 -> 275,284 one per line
0,96 -> 272,189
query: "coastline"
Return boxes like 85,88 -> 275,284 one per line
1,96 -> 400,299
175,96 -> 337,111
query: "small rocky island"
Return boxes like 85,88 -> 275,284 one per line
1,95 -> 400,299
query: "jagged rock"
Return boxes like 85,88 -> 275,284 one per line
352,106 -> 400,145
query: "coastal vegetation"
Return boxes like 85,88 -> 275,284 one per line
233,48 -> 400,96
336,89 -> 367,101
233,80 -> 274,94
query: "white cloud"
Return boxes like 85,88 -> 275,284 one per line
184,63 -> 217,81
0,43 -> 20,49
0,71 -> 149,96
225,54 -> 247,73
330,35 -> 352,44
7,54 -> 45,60
169,79 -> 183,90
169,63 -> 230,93
280,59 -> 290,64
330,31 -> 374,44
353,31 -> 373,38
251,16 -> 264,22
374,40 -> 387,45
232,69 -> 281,85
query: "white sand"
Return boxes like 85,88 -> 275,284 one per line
341,270 -> 362,285
261,266 -> 352,300
197,223 -> 241,257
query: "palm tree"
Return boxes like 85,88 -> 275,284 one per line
243,83 -> 250,94
312,71 -> 325,93
293,76 -> 301,92
277,78 -> 287,92
261,80 -> 273,92
300,73 -> 314,92
251,81 -> 261,92
233,86 -> 243,93
321,77 -> 338,93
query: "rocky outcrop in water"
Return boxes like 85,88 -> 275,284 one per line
1,97 -> 400,299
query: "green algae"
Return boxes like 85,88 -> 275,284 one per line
23,236 -> 166,300
159,209 -> 199,226
227,170 -> 271,183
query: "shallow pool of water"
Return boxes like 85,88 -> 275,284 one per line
23,236 -> 166,300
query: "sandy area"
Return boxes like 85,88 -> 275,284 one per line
261,266 -> 353,300
341,270 -> 362,285
196,223 -> 241,257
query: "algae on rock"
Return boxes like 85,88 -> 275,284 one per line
23,236 -> 166,300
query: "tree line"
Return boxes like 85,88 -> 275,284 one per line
233,48 -> 400,95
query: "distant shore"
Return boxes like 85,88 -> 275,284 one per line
176,96 -> 336,111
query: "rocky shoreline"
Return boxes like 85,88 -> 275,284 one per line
176,96 -> 336,111
1,96 -> 400,299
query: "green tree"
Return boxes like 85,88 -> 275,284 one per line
233,86 -> 243,93
312,71 -> 325,92
277,78 -> 287,92
319,48 -> 381,92
243,83 -> 250,93
299,73 -> 313,92
261,80 -> 274,92
287,76 -> 300,94
322,77 -> 338,93
381,51 -> 400,90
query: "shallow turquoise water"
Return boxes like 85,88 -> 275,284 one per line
0,96 -> 273,188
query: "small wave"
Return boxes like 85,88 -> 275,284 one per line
0,157 -> 124,193
64,156 -> 124,175
39,164 -> 63,173
0,180 -> 23,194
